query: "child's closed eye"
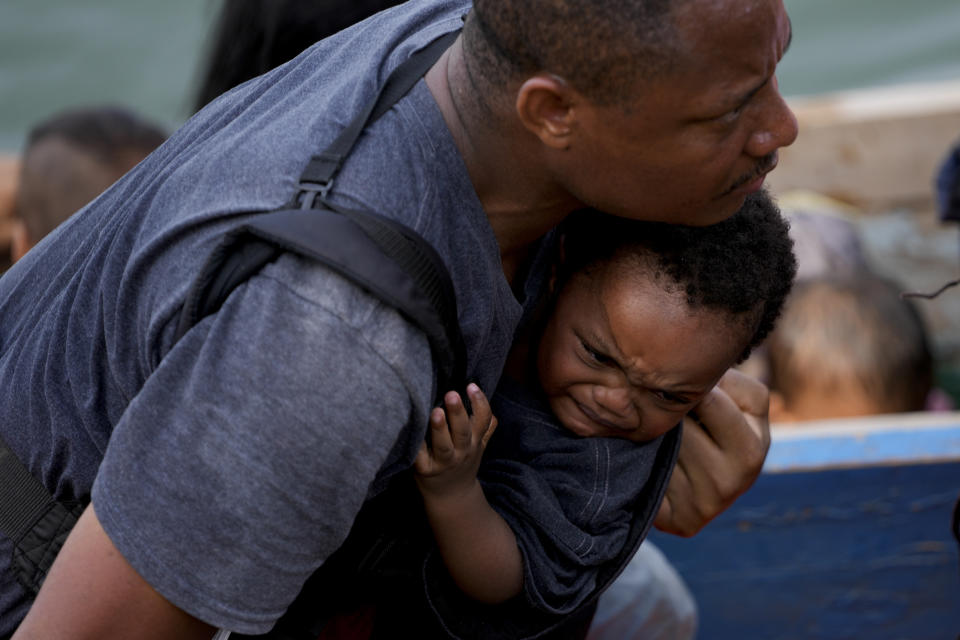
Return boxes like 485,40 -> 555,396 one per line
651,389 -> 691,406
579,338 -> 614,366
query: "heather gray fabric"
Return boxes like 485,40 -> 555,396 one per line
0,1 -> 548,634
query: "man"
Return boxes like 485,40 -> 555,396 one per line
3,0 -> 796,637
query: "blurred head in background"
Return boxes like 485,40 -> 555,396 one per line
10,105 -> 166,262
767,273 -> 934,422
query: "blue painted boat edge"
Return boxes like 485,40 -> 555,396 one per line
765,411 -> 960,472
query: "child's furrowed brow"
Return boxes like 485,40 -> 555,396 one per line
584,329 -> 623,363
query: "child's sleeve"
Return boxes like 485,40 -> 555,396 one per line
478,442 -> 635,614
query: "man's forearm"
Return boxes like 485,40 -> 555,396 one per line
13,504 -> 216,640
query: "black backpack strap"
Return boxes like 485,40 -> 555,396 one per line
175,28 -> 465,396
174,204 -> 466,399
0,434 -> 83,594
296,30 -> 458,209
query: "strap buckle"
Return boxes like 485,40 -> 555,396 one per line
297,179 -> 334,210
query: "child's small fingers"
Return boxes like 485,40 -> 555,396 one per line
443,391 -> 473,449
466,383 -> 496,439
466,383 -> 491,419
444,390 -> 467,420
429,407 -> 455,459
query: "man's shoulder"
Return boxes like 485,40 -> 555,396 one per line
150,0 -> 470,217
258,252 -> 431,357
117,0 -> 478,330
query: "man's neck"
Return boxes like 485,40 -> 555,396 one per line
425,36 -> 578,283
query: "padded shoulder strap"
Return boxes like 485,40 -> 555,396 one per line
174,205 -> 466,400
296,30 -> 458,208
0,434 -> 83,594
175,28 -> 466,398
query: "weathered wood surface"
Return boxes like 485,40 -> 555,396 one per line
771,81 -> 960,212
649,412 -> 960,639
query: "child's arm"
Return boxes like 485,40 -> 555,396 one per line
414,383 -> 523,604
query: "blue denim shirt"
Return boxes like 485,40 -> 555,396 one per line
478,378 -> 679,615
413,378 -> 680,639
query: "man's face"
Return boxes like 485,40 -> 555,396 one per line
554,0 -> 797,225
537,266 -> 749,443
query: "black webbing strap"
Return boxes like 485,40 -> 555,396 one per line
0,436 -> 51,544
297,30 -> 458,207
328,201 -> 465,383
174,205 -> 466,399
176,28 -> 465,395
0,434 -> 82,594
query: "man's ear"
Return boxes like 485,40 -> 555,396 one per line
11,217 -> 30,263
515,75 -> 577,150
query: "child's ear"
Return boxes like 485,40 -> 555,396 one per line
768,390 -> 795,424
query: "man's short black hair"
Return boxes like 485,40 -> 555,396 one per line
559,190 -> 797,363
465,0 -> 688,105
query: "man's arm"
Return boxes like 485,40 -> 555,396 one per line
655,368 -> 770,536
18,259 -> 433,635
13,504 -> 215,640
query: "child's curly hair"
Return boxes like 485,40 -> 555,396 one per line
559,189 -> 797,363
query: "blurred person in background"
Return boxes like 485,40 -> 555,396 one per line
7,105 -> 166,263
736,199 -> 871,383
767,273 -> 937,422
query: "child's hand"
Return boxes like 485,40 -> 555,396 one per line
414,383 -> 498,501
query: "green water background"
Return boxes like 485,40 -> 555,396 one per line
1,0 -> 959,151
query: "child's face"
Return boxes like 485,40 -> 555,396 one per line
537,265 -> 750,442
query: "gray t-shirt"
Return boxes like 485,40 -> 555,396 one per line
0,1 -> 543,634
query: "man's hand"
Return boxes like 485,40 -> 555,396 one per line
655,368 -> 771,537
13,503 -> 215,640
